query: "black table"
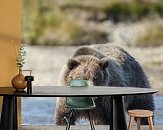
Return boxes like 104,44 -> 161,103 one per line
0,86 -> 158,130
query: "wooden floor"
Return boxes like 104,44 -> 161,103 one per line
20,125 -> 163,130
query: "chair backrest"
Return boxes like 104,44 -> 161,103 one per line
66,79 -> 95,109
69,79 -> 88,87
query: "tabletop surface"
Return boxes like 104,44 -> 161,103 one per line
0,86 -> 158,97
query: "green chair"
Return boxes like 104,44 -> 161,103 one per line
65,79 -> 96,130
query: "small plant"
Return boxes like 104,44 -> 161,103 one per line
17,44 -> 26,70
12,40 -> 27,71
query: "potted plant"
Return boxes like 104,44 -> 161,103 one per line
16,43 -> 26,72
11,41 -> 28,91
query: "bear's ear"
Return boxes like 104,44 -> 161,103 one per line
67,58 -> 80,70
99,58 -> 109,70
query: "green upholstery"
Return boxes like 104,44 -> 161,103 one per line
66,79 -> 96,110
69,79 -> 88,87
66,97 -> 95,109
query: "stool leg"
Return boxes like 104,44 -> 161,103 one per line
137,117 -> 141,130
148,117 -> 154,130
128,116 -> 134,130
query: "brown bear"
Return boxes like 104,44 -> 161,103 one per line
55,43 -> 154,125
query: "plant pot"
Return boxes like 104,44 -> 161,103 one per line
12,70 -> 27,91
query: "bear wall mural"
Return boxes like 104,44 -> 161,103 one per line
55,43 -> 154,125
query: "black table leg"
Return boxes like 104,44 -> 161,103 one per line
0,96 -> 18,130
110,96 -> 127,130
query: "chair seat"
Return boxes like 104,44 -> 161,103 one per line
66,97 -> 96,110
128,109 -> 154,130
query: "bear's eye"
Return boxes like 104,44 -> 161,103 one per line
93,70 -> 104,82
93,75 -> 98,81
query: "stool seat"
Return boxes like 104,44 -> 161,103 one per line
128,110 -> 153,117
128,109 -> 154,130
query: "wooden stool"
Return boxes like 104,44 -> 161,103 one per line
128,110 -> 154,130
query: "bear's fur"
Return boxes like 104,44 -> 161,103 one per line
55,44 -> 154,125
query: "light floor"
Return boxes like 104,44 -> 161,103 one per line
20,125 -> 163,130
